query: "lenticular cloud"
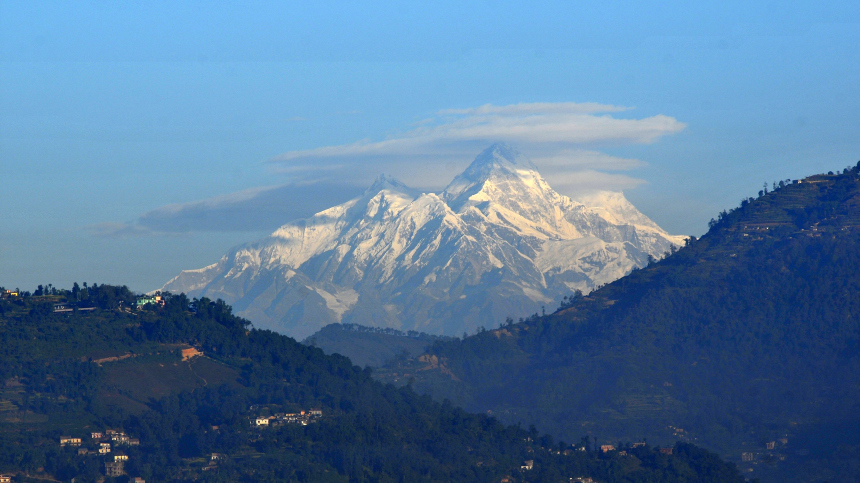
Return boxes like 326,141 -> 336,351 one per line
272,101 -> 684,164
269,101 -> 685,191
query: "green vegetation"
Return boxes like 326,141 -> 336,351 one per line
0,287 -> 744,482
377,163 -> 860,482
303,323 -> 454,368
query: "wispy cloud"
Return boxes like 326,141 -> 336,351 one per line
91,102 -> 685,237
85,222 -> 154,239
529,149 -> 645,171
87,181 -> 362,238
269,101 -> 685,190
545,170 -> 648,194
436,102 -> 631,116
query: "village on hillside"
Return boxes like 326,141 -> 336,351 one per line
250,406 -> 323,427
59,429 -> 143,480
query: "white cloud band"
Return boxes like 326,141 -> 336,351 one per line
270,101 -> 685,190
91,102 -> 685,237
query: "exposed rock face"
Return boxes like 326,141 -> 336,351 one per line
162,144 -> 685,339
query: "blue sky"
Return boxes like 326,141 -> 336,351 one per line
2,1 -> 858,292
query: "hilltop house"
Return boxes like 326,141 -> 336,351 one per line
136,295 -> 164,308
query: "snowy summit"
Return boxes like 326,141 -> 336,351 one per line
162,144 -> 685,339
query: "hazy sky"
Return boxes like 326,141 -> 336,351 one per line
2,1 -> 858,293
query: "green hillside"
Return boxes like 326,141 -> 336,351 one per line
0,286 -> 744,482
376,164 -> 860,482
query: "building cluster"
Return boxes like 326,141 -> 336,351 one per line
95,429 -> 140,447
251,408 -> 323,427
740,436 -> 791,465
136,294 -> 165,308
61,430 -> 139,456
59,430 -> 143,479
0,290 -> 19,298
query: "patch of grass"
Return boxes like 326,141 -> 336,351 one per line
101,351 -> 241,405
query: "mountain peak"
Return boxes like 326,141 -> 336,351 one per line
364,173 -> 414,196
465,142 -> 536,173
443,143 -> 540,206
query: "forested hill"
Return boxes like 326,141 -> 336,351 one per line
376,163 -> 860,482
0,288 -> 744,482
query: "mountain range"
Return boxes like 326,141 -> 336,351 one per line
162,144 -> 684,339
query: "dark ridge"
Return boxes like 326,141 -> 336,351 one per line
377,161 -> 860,482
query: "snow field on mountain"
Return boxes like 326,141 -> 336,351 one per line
162,144 -> 684,338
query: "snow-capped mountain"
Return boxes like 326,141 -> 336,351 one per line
162,144 -> 685,339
